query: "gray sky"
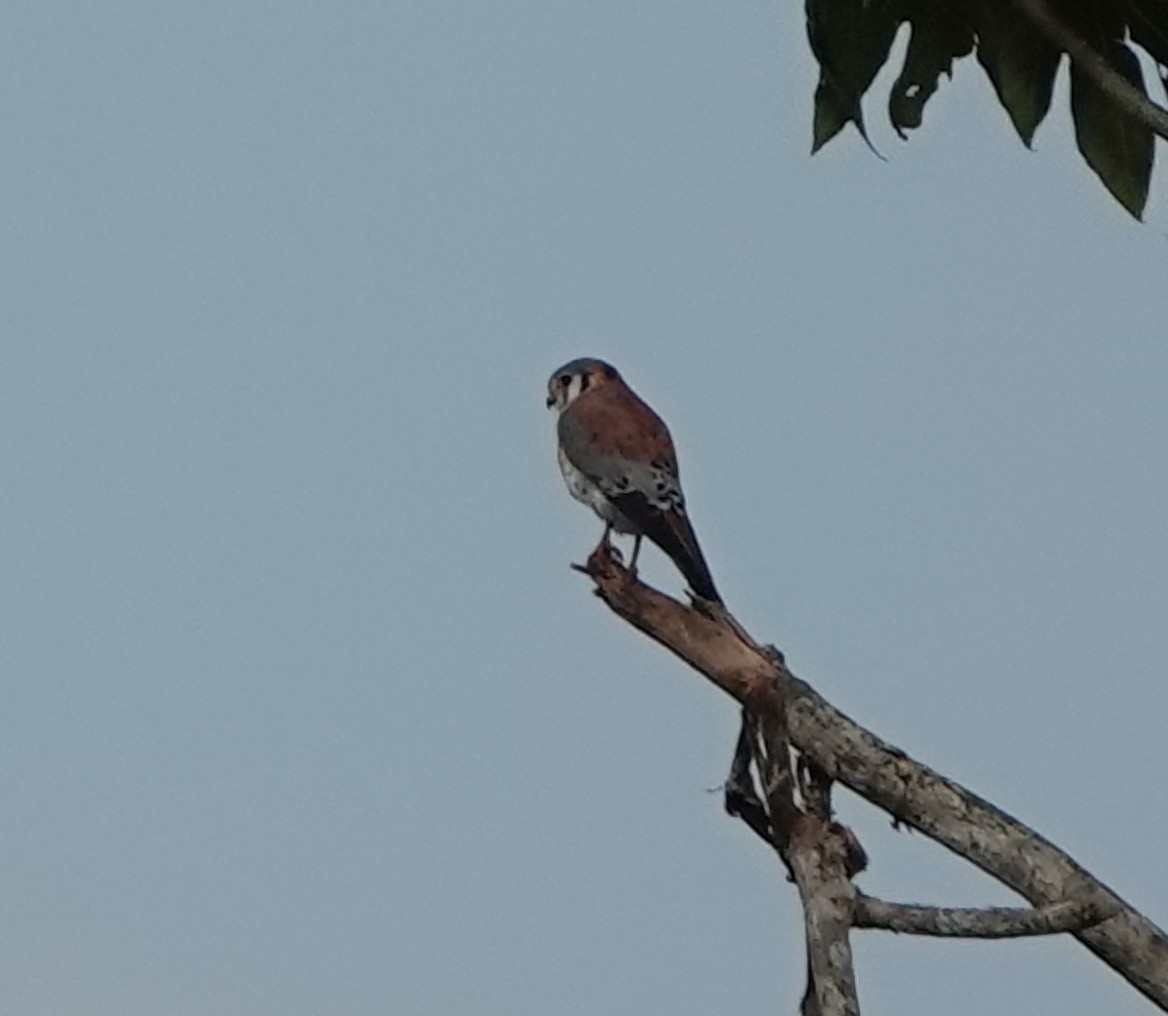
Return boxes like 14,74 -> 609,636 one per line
3,3 -> 1166,1014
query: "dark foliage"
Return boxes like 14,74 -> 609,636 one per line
806,0 -> 1167,217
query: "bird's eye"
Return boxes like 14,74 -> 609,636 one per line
559,374 -> 571,386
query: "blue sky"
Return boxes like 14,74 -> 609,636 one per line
2,3 -> 1166,1014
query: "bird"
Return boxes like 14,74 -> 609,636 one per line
546,357 -> 721,604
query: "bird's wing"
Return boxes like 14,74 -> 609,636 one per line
557,385 -> 682,508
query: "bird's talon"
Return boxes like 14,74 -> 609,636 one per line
594,540 -> 623,566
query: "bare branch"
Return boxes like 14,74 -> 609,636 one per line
576,545 -> 779,708
577,554 -> 1168,1010
854,892 -> 1121,938
723,713 -> 775,845
789,816 -> 861,1016
736,699 -> 862,1015
784,677 -> 1168,1008
747,708 -> 801,842
1011,0 -> 1168,141
723,681 -> 862,1014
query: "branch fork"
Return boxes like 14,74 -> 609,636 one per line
574,551 -> 1168,1014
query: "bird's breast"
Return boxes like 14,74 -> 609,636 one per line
557,448 -> 637,534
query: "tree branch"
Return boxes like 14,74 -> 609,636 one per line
788,815 -> 861,1016
1011,0 -> 1168,141
754,712 -> 861,1016
578,550 -> 1168,1011
854,892 -> 1121,938
784,674 -> 1168,1007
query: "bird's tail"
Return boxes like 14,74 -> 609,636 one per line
658,511 -> 722,604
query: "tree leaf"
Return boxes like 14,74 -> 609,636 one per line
888,6 -> 974,138
973,2 -> 1061,146
806,0 -> 900,151
1069,42 -> 1154,219
1128,5 -> 1168,102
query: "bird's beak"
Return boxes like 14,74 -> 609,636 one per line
545,394 -> 555,408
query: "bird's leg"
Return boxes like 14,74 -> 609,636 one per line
628,534 -> 643,577
594,523 -> 628,567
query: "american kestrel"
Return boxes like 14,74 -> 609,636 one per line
546,357 -> 722,604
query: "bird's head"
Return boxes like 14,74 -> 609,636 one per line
545,358 -> 620,412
